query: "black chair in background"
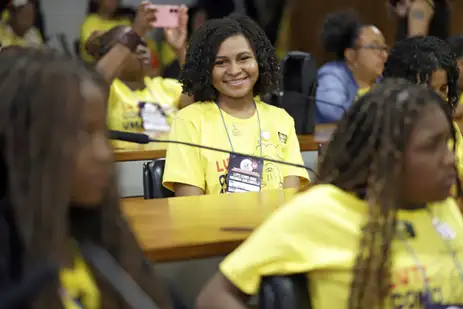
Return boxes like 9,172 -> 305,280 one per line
142,158 -> 175,199
258,274 -> 312,309
267,51 -> 317,134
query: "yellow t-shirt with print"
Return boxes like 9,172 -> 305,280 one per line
221,184 -> 463,308
163,99 -> 310,194
107,76 -> 182,148
79,14 -> 131,62
0,23 -> 43,48
60,254 -> 99,309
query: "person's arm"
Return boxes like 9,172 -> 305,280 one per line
92,2 -> 156,83
164,5 -> 189,66
196,274 -> 249,309
316,71 -> 349,123
196,193 -> 324,308
174,183 -> 205,196
162,114 -> 206,196
407,0 -> 434,37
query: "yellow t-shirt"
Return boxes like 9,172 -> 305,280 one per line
355,87 -> 371,101
220,184 -> 463,308
79,14 -> 131,62
163,99 -> 310,194
107,76 -> 182,147
0,23 -> 43,48
60,254 -> 100,309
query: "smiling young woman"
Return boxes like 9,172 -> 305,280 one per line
162,15 -> 309,197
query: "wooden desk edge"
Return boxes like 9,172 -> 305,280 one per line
145,239 -> 244,262
115,139 -> 327,162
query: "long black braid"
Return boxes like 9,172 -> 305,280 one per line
317,78 -> 459,309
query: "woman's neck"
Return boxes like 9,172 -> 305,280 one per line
98,9 -> 114,20
8,19 -> 26,37
348,64 -> 376,89
217,94 -> 256,119
121,78 -> 145,91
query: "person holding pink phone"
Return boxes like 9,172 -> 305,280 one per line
86,1 -> 193,147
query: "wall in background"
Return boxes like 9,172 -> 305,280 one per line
41,0 -> 195,50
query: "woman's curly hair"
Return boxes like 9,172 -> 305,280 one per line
383,35 -> 459,113
180,14 -> 279,102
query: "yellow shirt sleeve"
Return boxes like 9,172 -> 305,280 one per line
283,117 -> 310,184
163,115 -> 205,191
220,193 -> 327,295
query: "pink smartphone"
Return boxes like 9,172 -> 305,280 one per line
150,5 -> 180,28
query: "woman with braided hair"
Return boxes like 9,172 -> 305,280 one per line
0,47 -> 183,309
197,78 -> 463,309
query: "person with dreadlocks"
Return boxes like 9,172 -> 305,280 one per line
0,47 -> 184,309
382,35 -> 463,183
162,15 -> 309,196
196,78 -> 463,309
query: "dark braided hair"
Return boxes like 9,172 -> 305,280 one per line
383,35 -> 459,113
0,47 -> 173,309
317,78 -> 459,309
180,14 -> 279,102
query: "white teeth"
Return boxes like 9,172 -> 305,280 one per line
227,78 -> 246,86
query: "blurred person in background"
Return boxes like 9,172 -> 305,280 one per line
0,0 -> 43,48
87,2 -> 193,148
315,10 -> 388,123
0,46 -> 185,309
447,35 -> 463,115
391,0 -> 450,41
80,0 -> 178,73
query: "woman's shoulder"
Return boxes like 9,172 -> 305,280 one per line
176,101 -> 216,121
318,61 -> 350,76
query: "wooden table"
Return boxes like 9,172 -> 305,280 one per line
122,189 -> 298,262
114,124 -> 336,162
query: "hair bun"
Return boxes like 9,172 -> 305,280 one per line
321,9 -> 361,58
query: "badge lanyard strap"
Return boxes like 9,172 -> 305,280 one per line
216,101 -> 263,158
397,209 -> 463,304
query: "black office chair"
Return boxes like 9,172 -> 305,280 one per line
142,158 -> 175,199
258,274 -> 312,309
267,51 -> 317,134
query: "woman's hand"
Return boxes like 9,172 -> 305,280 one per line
132,1 -> 157,37
164,5 -> 189,51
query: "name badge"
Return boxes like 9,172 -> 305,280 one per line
226,154 -> 263,193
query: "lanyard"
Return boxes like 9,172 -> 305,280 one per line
397,208 -> 463,303
216,101 -> 263,158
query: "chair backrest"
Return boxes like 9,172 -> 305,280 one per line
142,158 -> 175,199
258,274 -> 312,309
268,51 -> 317,134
